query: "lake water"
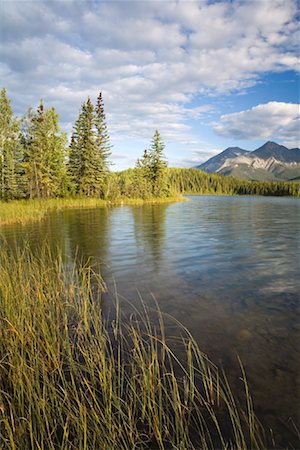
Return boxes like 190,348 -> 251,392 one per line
1,195 -> 300,446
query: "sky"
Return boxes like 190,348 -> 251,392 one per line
1,0 -> 299,170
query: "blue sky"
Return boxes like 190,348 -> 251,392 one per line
1,0 -> 299,170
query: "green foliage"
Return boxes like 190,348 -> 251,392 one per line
68,93 -> 111,197
0,88 -> 24,200
21,101 -> 67,198
148,130 -> 169,197
133,131 -> 169,198
95,92 -> 112,170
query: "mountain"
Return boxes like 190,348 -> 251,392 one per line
195,147 -> 249,173
196,142 -> 300,181
251,141 -> 300,163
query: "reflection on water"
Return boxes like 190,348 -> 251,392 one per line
1,195 -> 299,446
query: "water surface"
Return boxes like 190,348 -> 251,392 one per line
2,195 -> 299,446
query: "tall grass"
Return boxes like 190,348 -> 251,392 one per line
0,196 -> 185,227
0,245 -> 266,449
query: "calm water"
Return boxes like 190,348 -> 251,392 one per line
1,195 -> 300,446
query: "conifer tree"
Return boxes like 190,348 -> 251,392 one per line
134,132 -> 169,198
68,133 -> 81,193
136,149 -> 151,171
134,149 -> 152,198
148,130 -> 168,197
68,94 -> 112,197
22,101 -> 67,198
95,92 -> 112,171
0,88 -> 23,200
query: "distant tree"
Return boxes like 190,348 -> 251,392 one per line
148,130 -> 168,197
133,149 -> 152,198
22,101 -> 67,198
134,132 -> 169,198
0,88 -> 24,200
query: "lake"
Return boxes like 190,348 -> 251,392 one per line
1,195 -> 299,446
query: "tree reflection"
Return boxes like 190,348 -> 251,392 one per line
64,207 -> 110,273
131,204 -> 168,274
0,212 -> 68,260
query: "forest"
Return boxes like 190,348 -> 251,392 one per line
1,87 -> 299,202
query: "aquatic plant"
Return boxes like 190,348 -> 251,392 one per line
0,245 -> 266,449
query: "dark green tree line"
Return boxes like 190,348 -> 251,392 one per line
167,168 -> 300,197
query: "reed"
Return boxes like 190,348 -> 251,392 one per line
0,196 -> 185,227
0,245 -> 266,449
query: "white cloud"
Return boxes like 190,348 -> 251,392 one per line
171,148 -> 222,168
0,0 -> 299,166
214,102 -> 300,147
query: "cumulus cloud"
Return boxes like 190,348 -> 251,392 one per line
214,102 -> 300,147
0,0 -> 299,166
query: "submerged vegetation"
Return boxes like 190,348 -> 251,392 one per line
0,245 -> 269,449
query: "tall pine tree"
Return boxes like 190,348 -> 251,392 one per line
22,101 -> 67,198
68,93 -> 111,197
148,130 -> 168,197
0,88 -> 23,200
95,92 -> 112,172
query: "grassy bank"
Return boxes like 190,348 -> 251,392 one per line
0,196 -> 185,227
0,245 -> 266,449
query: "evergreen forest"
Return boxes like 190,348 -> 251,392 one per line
1,88 -> 299,202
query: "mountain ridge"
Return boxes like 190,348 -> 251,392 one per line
195,141 -> 300,181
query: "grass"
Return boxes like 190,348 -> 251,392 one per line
0,196 -> 185,227
0,244 -> 268,450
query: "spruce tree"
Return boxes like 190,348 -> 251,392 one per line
68,133 -> 81,193
0,88 -> 23,200
22,101 -> 67,198
135,149 -> 152,198
68,94 -> 111,197
95,92 -> 112,171
79,98 -> 101,196
148,130 -> 168,197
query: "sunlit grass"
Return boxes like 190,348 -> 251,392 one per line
0,196 -> 185,227
0,245 -> 268,449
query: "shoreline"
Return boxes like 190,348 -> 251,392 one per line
0,196 -> 186,227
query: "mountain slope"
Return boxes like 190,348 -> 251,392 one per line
251,141 -> 300,163
195,147 -> 248,173
196,141 -> 300,181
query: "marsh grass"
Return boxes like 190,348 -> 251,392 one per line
0,245 -> 266,449
0,196 -> 185,227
